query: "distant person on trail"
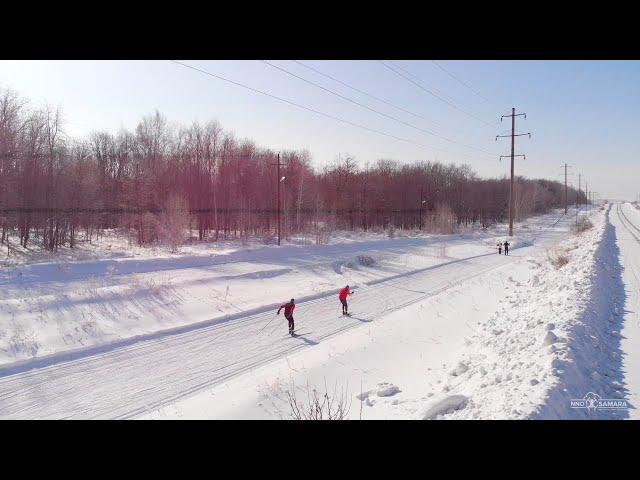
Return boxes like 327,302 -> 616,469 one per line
339,285 -> 354,315
277,299 -> 296,336
504,240 -> 510,256
497,241 -> 503,255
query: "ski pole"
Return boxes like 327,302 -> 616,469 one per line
259,314 -> 278,333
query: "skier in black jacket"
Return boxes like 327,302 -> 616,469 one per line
504,240 -> 510,256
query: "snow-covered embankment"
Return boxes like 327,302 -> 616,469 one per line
425,206 -> 624,419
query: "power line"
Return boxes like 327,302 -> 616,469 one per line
170,60 -> 484,160
392,61 -> 463,108
292,60 -> 474,138
379,60 -> 498,130
388,60 -> 499,129
261,60 -> 494,157
430,60 -> 495,106
265,60 -> 493,157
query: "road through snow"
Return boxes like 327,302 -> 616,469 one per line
0,212 -> 575,419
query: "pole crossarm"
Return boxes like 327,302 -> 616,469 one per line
500,154 -> 525,162
501,112 -> 527,120
496,133 -> 531,140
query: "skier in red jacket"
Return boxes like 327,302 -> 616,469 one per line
339,285 -> 353,315
277,298 -> 296,335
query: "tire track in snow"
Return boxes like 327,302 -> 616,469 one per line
617,204 -> 640,243
615,204 -> 640,287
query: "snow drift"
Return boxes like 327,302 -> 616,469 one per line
424,207 -> 623,419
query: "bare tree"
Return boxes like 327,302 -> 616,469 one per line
286,377 -> 351,420
0,85 -> 578,255
159,193 -> 190,252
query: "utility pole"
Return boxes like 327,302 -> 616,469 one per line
578,174 -> 581,208
496,108 -> 531,237
419,187 -> 424,231
270,153 -> 287,246
585,182 -> 589,215
562,163 -> 571,214
576,173 -> 581,225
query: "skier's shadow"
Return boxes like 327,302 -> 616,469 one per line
296,335 -> 318,346
349,315 -> 373,323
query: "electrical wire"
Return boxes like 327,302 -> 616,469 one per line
262,60 -> 494,157
170,60 -> 488,160
380,60 -> 498,130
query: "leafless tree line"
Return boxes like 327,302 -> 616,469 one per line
0,87 -> 586,252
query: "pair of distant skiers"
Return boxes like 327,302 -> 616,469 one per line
497,240 -> 510,255
276,285 -> 354,336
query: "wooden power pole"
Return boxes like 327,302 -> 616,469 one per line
562,163 -> 571,214
585,182 -> 589,214
271,153 -> 287,246
419,186 -> 424,231
497,108 -> 530,237
578,174 -> 581,208
576,173 -> 581,225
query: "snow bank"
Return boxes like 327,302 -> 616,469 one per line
424,207 -> 614,419
419,395 -> 469,419
356,382 -> 402,401
533,205 -> 628,419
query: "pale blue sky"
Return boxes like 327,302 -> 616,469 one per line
0,60 -> 637,200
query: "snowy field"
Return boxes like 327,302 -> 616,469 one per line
141,206 -> 611,420
0,219 -> 540,367
2,205 -> 630,419
0,206 -> 585,418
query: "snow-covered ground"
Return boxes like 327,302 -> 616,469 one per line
140,207 -> 611,420
0,208 -> 578,419
0,219 -> 540,367
3,205 -> 631,420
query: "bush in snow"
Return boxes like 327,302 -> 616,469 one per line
261,233 -> 277,245
357,255 -> 375,267
547,248 -> 570,269
159,194 -> 190,253
315,225 -> 332,245
571,217 -> 593,234
286,378 -> 351,420
387,225 -> 396,238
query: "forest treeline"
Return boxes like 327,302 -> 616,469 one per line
0,87 -> 586,251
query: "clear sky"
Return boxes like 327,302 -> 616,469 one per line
0,60 -> 637,200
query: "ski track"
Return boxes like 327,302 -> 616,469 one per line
0,213 -> 574,419
612,203 -> 640,417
